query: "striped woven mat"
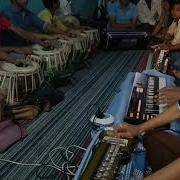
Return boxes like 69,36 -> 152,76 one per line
0,50 -> 149,180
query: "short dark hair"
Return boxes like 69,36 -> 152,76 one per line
42,0 -> 59,9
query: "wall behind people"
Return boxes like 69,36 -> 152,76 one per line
72,0 -> 99,17
0,0 -> 99,17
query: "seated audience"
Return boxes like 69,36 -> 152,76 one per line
108,0 -> 138,31
159,1 -> 180,51
137,0 -> 162,32
0,15 -> 59,64
0,15 -> 32,65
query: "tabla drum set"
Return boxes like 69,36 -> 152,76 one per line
0,28 -> 100,105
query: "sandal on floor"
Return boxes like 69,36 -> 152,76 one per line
5,105 -> 41,121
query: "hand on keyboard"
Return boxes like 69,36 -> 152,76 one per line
154,93 -> 167,105
113,124 -> 140,139
158,87 -> 180,107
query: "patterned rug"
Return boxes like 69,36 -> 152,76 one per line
0,50 -> 149,180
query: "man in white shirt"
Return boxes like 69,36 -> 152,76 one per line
137,0 -> 162,32
160,1 -> 180,51
167,20 -> 180,45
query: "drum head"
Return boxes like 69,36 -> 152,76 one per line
32,44 -> 44,51
33,46 -> 60,55
0,62 -> 39,73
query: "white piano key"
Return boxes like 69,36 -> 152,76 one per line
137,100 -> 142,112
159,77 -> 166,90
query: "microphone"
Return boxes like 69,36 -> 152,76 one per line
90,107 -> 114,127
95,107 -> 105,119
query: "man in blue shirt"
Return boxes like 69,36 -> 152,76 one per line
108,0 -> 138,31
2,0 -> 70,35
1,0 -> 72,46
3,0 -> 48,32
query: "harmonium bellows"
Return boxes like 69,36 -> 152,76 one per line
106,31 -> 148,49
107,31 -> 148,38
152,49 -> 169,74
125,73 -> 167,125
80,130 -> 135,180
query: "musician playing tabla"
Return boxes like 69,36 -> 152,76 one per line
1,0 -> 74,46
0,15 -> 33,65
38,0 -> 84,37
0,15 -> 61,65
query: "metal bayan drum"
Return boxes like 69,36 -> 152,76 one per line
0,61 -> 43,105
31,44 -> 67,72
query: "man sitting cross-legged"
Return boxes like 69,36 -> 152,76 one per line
108,0 -> 138,31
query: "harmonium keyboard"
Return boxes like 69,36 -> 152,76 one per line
151,49 -> 169,73
125,73 -> 167,125
80,130 -> 135,180
106,31 -> 148,49
107,31 -> 148,39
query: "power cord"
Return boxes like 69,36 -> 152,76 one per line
0,145 -> 87,179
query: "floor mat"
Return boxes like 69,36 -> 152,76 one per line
0,50 -> 148,180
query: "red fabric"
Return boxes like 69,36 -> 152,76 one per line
0,16 -> 12,31
0,16 -> 12,45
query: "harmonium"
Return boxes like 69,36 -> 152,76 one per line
106,31 -> 148,49
75,130 -> 135,180
125,72 -> 168,125
151,49 -> 169,74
